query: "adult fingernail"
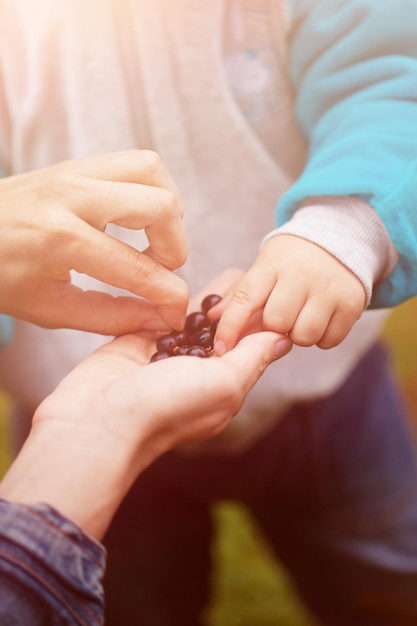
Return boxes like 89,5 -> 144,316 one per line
274,337 -> 291,359
213,339 -> 227,356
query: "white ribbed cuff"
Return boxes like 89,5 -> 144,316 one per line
263,196 -> 398,307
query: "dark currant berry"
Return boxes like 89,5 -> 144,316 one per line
193,329 -> 213,350
201,293 -> 222,314
185,311 -> 209,334
156,332 -> 179,355
148,298 -> 222,362
209,318 -> 219,335
150,351 -> 171,362
174,330 -> 190,347
186,345 -> 210,358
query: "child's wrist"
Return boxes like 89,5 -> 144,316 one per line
266,195 -> 398,307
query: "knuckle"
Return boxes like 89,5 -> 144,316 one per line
289,328 -> 316,347
262,308 -> 292,334
338,299 -> 364,324
126,249 -> 189,303
141,189 -> 184,237
162,240 -> 188,271
37,210 -> 79,255
289,316 -> 325,347
157,188 -> 183,221
64,232 -> 93,272
335,282 -> 366,316
35,171 -> 75,202
139,149 -> 164,177
128,249 -> 157,286
333,300 -> 363,328
231,286 -> 253,310
134,149 -> 184,218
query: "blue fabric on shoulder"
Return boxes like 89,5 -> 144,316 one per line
0,315 -> 13,350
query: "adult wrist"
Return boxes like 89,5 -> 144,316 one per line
0,417 -> 150,539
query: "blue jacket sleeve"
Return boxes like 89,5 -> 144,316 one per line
0,158 -> 14,348
0,315 -> 13,350
0,500 -> 105,625
278,0 -> 417,307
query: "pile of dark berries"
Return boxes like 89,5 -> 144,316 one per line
150,293 -> 222,362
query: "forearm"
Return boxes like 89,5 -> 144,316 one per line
0,418 -> 151,540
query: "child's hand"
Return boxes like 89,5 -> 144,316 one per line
213,235 -> 366,354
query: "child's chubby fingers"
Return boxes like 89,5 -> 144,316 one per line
285,298 -> 334,347
261,277 -> 307,335
213,264 -> 276,355
311,272 -> 365,349
287,280 -> 365,349
316,303 -> 363,350
270,284 -> 363,349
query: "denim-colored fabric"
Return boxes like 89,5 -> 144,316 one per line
103,342 -> 417,626
0,315 -> 13,350
0,500 -> 105,625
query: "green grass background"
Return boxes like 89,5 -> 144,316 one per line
1,297 -> 417,625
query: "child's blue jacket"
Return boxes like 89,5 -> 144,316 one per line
279,0 -> 417,307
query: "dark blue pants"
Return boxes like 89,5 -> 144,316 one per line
103,342 -> 417,626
